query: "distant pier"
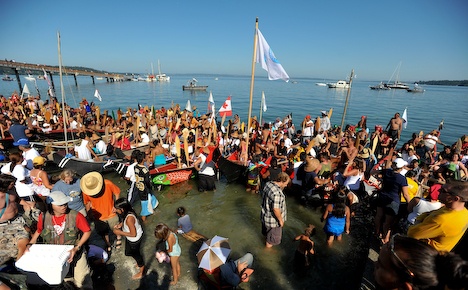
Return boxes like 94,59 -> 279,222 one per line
0,59 -> 125,93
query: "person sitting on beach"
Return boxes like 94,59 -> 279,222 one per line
374,234 -> 468,290
91,133 -> 107,155
154,223 -> 181,286
75,132 -> 98,161
219,253 -> 254,287
322,191 -> 350,246
293,224 -> 315,275
176,206 -> 193,234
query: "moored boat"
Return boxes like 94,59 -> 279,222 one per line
2,75 -> 14,81
182,78 -> 208,91
52,152 -> 117,177
369,82 -> 390,90
407,84 -> 425,93
327,80 -> 350,89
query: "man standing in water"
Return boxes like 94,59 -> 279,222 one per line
385,112 -> 402,145
261,172 -> 290,248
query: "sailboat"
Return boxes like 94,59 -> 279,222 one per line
386,62 -> 409,89
146,63 -> 156,82
155,60 -> 170,82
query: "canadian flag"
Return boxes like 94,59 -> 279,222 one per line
218,96 -> 232,117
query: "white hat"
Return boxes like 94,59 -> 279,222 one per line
321,111 -> 327,115
393,158 -> 408,169
47,191 -> 71,205
37,115 -> 44,122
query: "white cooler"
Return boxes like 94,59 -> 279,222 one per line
15,244 -> 74,285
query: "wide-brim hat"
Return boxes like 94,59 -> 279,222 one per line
114,132 -> 122,139
139,127 -> 146,132
80,172 -> 104,196
91,133 -> 101,140
304,158 -> 320,172
231,131 -> 239,138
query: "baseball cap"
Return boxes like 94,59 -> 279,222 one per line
13,138 -> 29,146
393,158 -> 408,169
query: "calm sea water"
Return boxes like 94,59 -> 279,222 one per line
1,74 -> 467,145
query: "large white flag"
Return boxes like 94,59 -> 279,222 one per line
94,89 -> 102,102
262,91 -> 267,112
256,29 -> 289,82
208,91 -> 215,113
219,96 -> 232,117
402,108 -> 408,129
186,99 -> 192,112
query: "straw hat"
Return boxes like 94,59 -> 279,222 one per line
80,172 -> 104,196
114,132 -> 122,139
91,133 -> 101,141
304,158 -> 320,172
139,127 -> 146,132
231,131 -> 239,138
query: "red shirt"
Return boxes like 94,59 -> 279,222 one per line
37,211 -> 90,233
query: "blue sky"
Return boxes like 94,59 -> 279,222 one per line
1,0 -> 467,81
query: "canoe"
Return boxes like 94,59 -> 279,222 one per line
52,152 -> 117,177
212,148 -> 247,183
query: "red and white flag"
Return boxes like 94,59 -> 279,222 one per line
219,96 -> 232,117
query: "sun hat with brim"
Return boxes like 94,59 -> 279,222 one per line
33,156 -> 46,166
231,131 -> 239,138
47,191 -> 72,205
304,158 -> 320,172
80,172 -> 104,196
357,148 -> 370,159
139,127 -> 146,132
114,132 -> 122,139
13,138 -> 29,146
91,133 -> 101,141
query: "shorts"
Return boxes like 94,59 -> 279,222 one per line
0,217 -> 29,265
377,194 -> 399,216
95,215 -> 119,236
262,224 -> 282,246
198,174 -> 216,192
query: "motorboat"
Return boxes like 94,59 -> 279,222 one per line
155,60 -> 170,82
2,75 -> 13,81
182,78 -> 208,91
327,80 -> 350,89
316,82 -> 327,86
370,82 -> 390,90
25,74 -> 36,81
407,83 -> 425,93
386,81 -> 409,90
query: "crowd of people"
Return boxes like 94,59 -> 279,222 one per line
0,91 -> 468,289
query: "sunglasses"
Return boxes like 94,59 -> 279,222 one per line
389,234 -> 415,280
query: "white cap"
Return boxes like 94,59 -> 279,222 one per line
394,158 -> 408,169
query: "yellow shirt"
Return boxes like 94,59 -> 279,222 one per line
408,207 -> 468,252
401,177 -> 418,202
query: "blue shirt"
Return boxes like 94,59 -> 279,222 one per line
52,179 -> 85,212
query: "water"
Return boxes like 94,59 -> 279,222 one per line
2,74 -> 467,289
1,74 -> 467,145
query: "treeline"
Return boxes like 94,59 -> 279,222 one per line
417,80 -> 468,86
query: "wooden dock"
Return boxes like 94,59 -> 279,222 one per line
0,59 -> 125,93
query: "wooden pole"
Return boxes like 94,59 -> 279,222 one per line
340,69 -> 354,129
246,18 -> 259,160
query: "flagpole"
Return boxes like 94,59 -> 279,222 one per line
246,18 -> 259,165
259,91 -> 264,125
340,69 -> 354,129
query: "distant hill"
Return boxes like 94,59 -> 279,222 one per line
417,80 -> 468,86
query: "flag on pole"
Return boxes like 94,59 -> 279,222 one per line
262,91 -> 267,112
42,68 -> 51,87
402,108 -> 408,129
256,29 -> 289,82
208,91 -> 215,113
21,84 -> 30,98
219,96 -> 232,117
94,89 -> 102,102
186,100 -> 192,112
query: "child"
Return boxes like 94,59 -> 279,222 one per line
322,192 -> 351,246
176,206 -> 193,234
154,223 -> 181,285
293,224 -> 315,275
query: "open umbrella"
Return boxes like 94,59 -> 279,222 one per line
197,235 -> 231,271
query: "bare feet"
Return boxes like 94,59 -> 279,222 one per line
170,280 -> 178,285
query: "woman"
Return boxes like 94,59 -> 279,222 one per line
374,152 -> 410,244
322,191 -> 350,246
343,158 -> 365,191
28,191 -> 91,289
29,156 -> 53,198
52,169 -> 86,216
112,198 -> 145,280
374,234 -> 467,290
0,152 -> 29,184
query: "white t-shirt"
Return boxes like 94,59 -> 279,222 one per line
22,148 -> 41,170
125,162 -> 137,182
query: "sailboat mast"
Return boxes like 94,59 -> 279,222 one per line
57,31 -> 69,154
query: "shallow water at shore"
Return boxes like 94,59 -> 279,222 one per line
102,172 -> 372,290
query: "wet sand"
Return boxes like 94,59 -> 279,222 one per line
100,174 -> 376,290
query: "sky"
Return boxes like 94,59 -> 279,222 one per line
1,0 -> 467,81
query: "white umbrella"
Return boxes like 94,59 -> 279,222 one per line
197,235 -> 231,271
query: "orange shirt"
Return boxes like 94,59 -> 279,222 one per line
83,179 -> 120,221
